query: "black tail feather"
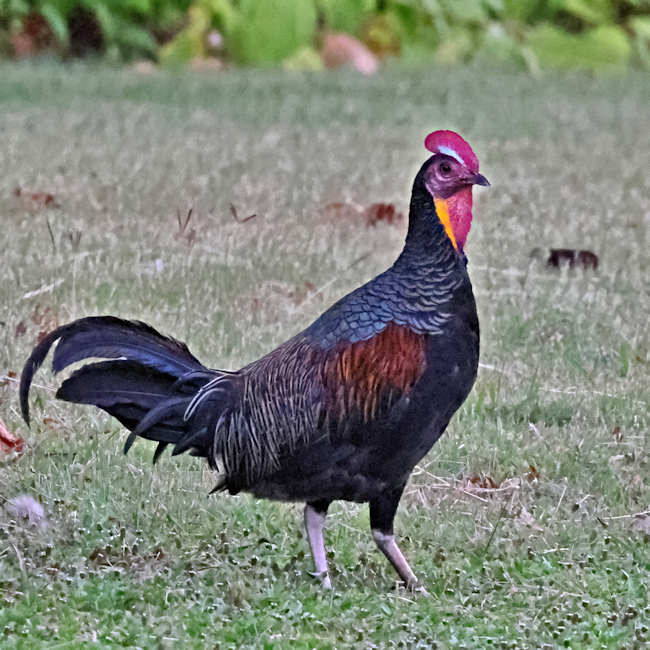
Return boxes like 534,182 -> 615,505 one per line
20,316 -> 206,426
152,442 -> 169,464
19,315 -> 242,470
131,396 -> 193,439
172,428 -> 211,457
57,360 -> 179,410
51,316 -> 204,375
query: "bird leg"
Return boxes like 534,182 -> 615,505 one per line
304,500 -> 331,589
370,487 -> 420,589
372,529 -> 418,588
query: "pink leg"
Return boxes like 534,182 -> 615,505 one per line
372,529 -> 419,588
370,488 -> 425,591
304,502 -> 331,589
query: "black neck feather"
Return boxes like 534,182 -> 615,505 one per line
397,162 -> 460,273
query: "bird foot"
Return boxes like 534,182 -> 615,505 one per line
310,570 -> 332,589
399,578 -> 428,595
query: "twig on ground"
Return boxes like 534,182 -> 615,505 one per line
230,204 -> 256,224
46,219 -> 56,251
550,481 -> 568,524
484,488 -> 516,556
177,207 -> 194,235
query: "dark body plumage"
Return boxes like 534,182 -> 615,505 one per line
21,144 -> 482,589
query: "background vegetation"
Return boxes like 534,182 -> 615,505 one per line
0,65 -> 649,648
3,0 -> 650,71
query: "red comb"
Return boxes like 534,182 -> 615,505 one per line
424,130 -> 479,173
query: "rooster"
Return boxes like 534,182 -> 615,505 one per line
21,131 -> 488,589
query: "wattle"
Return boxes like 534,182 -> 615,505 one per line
446,187 -> 473,251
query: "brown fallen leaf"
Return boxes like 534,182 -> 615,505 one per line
42,416 -> 66,431
364,203 -> 403,227
547,248 -> 598,270
577,250 -> 599,269
14,187 -> 59,210
323,202 -> 403,228
323,202 -> 364,221
526,463 -> 541,482
0,371 -> 17,388
466,474 -> 500,490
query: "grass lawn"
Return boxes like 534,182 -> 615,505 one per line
0,63 -> 650,649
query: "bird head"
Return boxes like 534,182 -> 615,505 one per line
423,130 -> 489,200
421,130 -> 489,252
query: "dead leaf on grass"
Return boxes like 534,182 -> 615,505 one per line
323,201 -> 364,221
42,416 -> 66,432
526,463 -> 541,482
364,203 -> 403,226
546,248 -> 598,270
465,474 -> 501,490
611,426 -> 624,442
0,371 -> 17,388
14,187 -> 59,210
323,201 -> 403,227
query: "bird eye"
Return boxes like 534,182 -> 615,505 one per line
439,161 -> 452,174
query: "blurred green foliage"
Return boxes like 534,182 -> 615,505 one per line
2,0 -> 650,69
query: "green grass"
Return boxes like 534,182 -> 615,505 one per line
1,63 -> 650,649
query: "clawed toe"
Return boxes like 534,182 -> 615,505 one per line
310,570 -> 332,589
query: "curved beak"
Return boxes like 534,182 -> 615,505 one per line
471,172 -> 490,187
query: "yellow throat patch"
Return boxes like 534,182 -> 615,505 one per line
433,198 -> 458,250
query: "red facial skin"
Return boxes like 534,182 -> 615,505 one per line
444,186 -> 473,251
